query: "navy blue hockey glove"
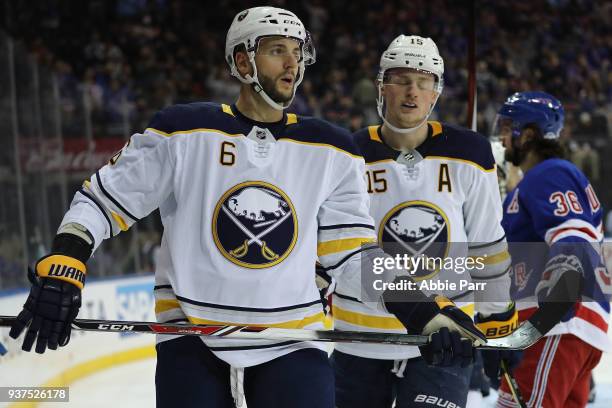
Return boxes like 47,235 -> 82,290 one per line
385,289 -> 486,367
9,234 -> 91,353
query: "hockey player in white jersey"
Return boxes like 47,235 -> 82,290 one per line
332,35 -> 516,408
10,9 -> 484,408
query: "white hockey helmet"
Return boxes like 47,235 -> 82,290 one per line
376,35 -> 444,133
225,7 -> 316,110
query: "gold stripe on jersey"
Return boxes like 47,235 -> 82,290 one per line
474,250 -> 510,265
187,311 -> 325,329
221,104 -> 235,116
333,303 -> 475,330
111,211 -> 128,231
430,121 -> 443,137
145,127 -> 243,139
368,126 -> 381,142
366,158 -> 395,165
155,299 -> 181,314
82,179 -> 130,236
278,138 -> 363,159
286,113 -> 298,125
332,305 -> 406,330
317,237 -> 375,257
425,156 -> 496,172
364,122 -> 493,171
368,122 -> 441,143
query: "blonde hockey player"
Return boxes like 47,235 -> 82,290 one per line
331,35 -> 516,408
9,10 -> 485,408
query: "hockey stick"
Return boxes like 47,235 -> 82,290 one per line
0,315 -> 522,348
0,297 -> 566,350
501,359 -> 527,408
0,316 -> 431,346
485,268 -> 582,351
0,269 -> 580,349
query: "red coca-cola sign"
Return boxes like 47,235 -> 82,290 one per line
20,137 -> 125,173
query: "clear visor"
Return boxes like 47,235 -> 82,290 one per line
253,32 -> 316,65
302,31 -> 316,65
380,68 -> 439,91
490,115 -> 516,141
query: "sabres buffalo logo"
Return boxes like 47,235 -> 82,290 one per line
379,201 -> 450,280
213,181 -> 297,268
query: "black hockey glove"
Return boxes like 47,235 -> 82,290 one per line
10,234 -> 91,353
385,288 -> 486,367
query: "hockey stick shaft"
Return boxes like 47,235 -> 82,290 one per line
0,270 -> 580,349
501,359 -> 527,408
0,315 -> 430,346
0,315 -> 519,349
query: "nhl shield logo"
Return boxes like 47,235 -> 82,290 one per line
213,181 -> 297,268
379,201 -> 450,280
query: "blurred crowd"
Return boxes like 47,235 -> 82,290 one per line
1,0 -> 612,287
3,0 -> 611,137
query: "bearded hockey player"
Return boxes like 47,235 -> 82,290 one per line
9,8 -> 485,408
494,91 -> 611,408
331,35 -> 515,408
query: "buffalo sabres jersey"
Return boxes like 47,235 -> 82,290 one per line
502,158 -> 611,352
59,102 -> 377,367
333,122 -> 511,360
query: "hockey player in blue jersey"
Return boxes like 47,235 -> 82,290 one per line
9,7 -> 485,408
493,91 -> 611,407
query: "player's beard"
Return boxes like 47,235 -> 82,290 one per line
259,73 -> 294,104
505,139 -> 525,166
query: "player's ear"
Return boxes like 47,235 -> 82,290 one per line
235,48 -> 253,77
429,90 -> 438,104
379,81 -> 386,97
521,127 -> 537,144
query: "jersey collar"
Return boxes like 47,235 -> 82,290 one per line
375,122 -> 439,158
230,104 -> 293,139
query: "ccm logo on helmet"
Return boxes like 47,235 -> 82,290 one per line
98,324 -> 135,331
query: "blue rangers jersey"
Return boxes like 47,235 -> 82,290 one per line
502,158 -> 611,352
